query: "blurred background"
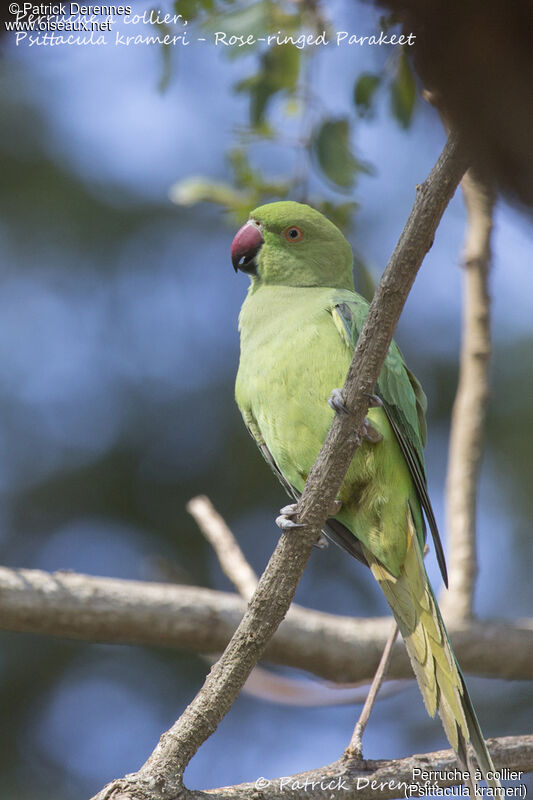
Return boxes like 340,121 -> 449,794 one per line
0,0 -> 532,797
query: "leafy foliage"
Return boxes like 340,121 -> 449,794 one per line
353,48 -> 417,129
170,1 -> 420,230
390,49 -> 416,128
353,72 -> 382,118
236,44 -> 300,125
311,118 -> 372,191
170,150 -> 291,223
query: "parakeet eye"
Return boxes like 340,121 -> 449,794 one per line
283,226 -> 304,242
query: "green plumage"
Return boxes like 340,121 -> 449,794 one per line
234,201 -> 498,787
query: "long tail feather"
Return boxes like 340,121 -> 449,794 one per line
364,507 -> 500,791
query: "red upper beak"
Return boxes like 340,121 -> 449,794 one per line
231,220 -> 264,272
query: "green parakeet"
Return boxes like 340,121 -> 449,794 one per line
231,200 -> 498,786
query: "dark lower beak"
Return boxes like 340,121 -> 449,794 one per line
231,221 -> 264,273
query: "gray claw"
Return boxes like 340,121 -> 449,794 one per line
328,388 -> 349,415
275,515 -> 304,531
279,503 -> 299,517
315,534 -> 329,550
329,499 -> 342,515
363,417 -> 383,443
276,502 -> 303,530
364,393 -> 383,408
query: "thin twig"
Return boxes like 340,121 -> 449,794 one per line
92,132 -> 470,800
346,547 -> 432,753
346,623 -> 399,758
186,495 -> 258,602
442,169 -> 495,620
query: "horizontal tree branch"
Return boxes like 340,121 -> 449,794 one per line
192,735 -> 533,800
1,566 -> 532,683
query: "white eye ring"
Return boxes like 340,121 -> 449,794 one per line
283,226 -> 303,242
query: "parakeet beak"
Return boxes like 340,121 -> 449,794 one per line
231,219 -> 264,273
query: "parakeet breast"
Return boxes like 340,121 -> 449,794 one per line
235,282 -> 419,575
236,285 -> 351,493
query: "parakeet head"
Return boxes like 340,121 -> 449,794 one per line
231,201 -> 354,290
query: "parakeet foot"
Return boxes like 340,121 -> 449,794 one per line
329,498 -> 342,514
364,392 -> 383,408
315,534 -> 329,550
275,503 -> 304,530
279,503 -> 299,517
329,389 -> 381,443
276,498 -> 342,533
363,418 -> 383,443
328,388 -> 349,414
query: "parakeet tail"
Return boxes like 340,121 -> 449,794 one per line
364,508 -> 500,791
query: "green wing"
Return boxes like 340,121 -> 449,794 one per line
333,299 -> 448,586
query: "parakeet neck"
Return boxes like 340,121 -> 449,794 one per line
248,273 -> 355,292
252,237 -> 355,291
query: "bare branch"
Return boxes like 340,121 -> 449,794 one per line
92,133 -> 471,800
442,170 -> 495,620
347,623 -> 399,758
239,665 -> 408,707
193,735 -> 533,800
186,495 -> 258,601
1,566 -> 532,683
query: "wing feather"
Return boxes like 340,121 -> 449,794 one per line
333,300 -> 448,586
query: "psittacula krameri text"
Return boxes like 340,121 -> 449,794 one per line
231,200 -> 498,786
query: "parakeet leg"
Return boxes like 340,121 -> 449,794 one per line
328,389 -> 382,442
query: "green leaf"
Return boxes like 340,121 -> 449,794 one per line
203,1 -> 270,40
174,0 -> 202,22
390,50 -> 416,129
169,177 -> 249,209
236,44 -> 300,126
311,118 -> 371,190
353,72 -> 381,118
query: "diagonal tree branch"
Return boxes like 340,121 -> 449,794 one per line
187,494 -> 401,707
92,132 -> 471,800
441,168 -> 495,620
